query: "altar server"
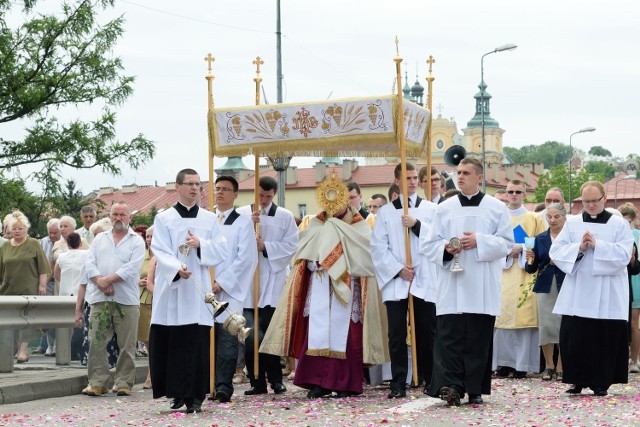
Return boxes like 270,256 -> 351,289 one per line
422,158 -> 513,406
149,168 -> 228,414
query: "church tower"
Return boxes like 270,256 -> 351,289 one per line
462,80 -> 505,163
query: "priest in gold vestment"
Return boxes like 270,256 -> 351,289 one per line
260,173 -> 388,398
493,180 -> 546,378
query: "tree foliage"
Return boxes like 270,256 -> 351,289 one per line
0,174 -> 43,235
588,146 -> 612,157
504,141 -> 572,169
0,0 -> 155,188
534,163 -> 593,204
584,160 -> 616,181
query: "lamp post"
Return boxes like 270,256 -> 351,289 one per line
568,127 -> 596,212
480,43 -> 517,192
272,0 -> 290,208
614,174 -> 636,208
267,156 -> 291,207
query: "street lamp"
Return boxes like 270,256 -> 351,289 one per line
568,127 -> 596,212
614,174 -> 636,208
481,43 -> 517,192
267,156 -> 291,207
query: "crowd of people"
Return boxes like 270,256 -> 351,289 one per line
2,160 -> 639,412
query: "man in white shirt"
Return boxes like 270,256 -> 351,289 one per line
84,202 -> 145,398
76,206 -> 97,245
238,176 -> 297,396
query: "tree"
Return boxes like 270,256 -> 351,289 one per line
584,160 -> 616,181
534,163 -> 592,204
0,0 -> 155,187
588,146 -> 612,157
0,174 -> 43,236
504,141 -> 572,169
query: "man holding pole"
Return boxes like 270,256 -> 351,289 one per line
371,162 -> 438,398
210,176 -> 258,403
238,176 -> 297,396
422,158 -> 513,406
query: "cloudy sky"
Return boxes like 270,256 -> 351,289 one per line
8,0 -> 639,192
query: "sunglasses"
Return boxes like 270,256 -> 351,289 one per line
507,190 -> 524,195
545,198 -> 562,203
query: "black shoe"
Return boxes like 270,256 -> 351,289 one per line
307,386 -> 332,398
244,386 -> 268,396
170,398 -> 184,409
214,390 -> 231,403
272,383 -> 287,394
495,366 -> 513,378
566,385 -> 583,394
512,371 -> 528,379
468,394 -> 483,404
591,387 -> 608,396
387,388 -> 406,399
334,390 -> 360,398
186,399 -> 202,414
440,386 -> 461,406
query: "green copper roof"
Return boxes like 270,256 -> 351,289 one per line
466,80 -> 499,128
218,156 -> 251,170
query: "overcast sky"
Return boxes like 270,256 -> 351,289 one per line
8,0 -> 639,193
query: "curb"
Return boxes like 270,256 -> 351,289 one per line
0,364 -> 148,405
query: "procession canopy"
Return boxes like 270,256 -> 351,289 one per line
208,95 -> 430,157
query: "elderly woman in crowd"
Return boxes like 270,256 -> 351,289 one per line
0,211 -> 51,363
47,215 -> 90,356
550,181 -> 633,396
525,203 -> 567,381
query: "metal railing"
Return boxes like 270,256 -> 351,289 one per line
0,296 -> 77,373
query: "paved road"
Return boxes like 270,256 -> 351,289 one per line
2,371 -> 640,426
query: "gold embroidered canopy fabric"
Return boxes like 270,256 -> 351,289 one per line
208,95 -> 430,157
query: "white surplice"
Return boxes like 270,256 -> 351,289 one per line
214,208 -> 259,323
421,194 -> 513,316
237,204 -> 297,308
550,213 -> 633,320
150,206 -> 228,327
371,195 -> 437,302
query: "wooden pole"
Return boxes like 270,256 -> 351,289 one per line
425,56 -> 435,202
393,37 -> 419,387
252,56 -> 264,380
204,53 -> 217,396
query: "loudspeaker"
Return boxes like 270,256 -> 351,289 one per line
444,145 -> 466,167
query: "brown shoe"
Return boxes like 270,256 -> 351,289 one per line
87,386 -> 108,397
116,387 -> 132,396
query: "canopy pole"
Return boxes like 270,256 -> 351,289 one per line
393,37 -> 419,387
425,56 -> 435,202
252,56 -> 264,380
204,53 -> 217,396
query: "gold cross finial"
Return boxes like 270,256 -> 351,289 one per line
253,56 -> 264,75
427,55 -> 435,73
395,36 -> 400,56
204,53 -> 215,73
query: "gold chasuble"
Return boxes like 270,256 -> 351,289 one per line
495,210 -> 546,329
